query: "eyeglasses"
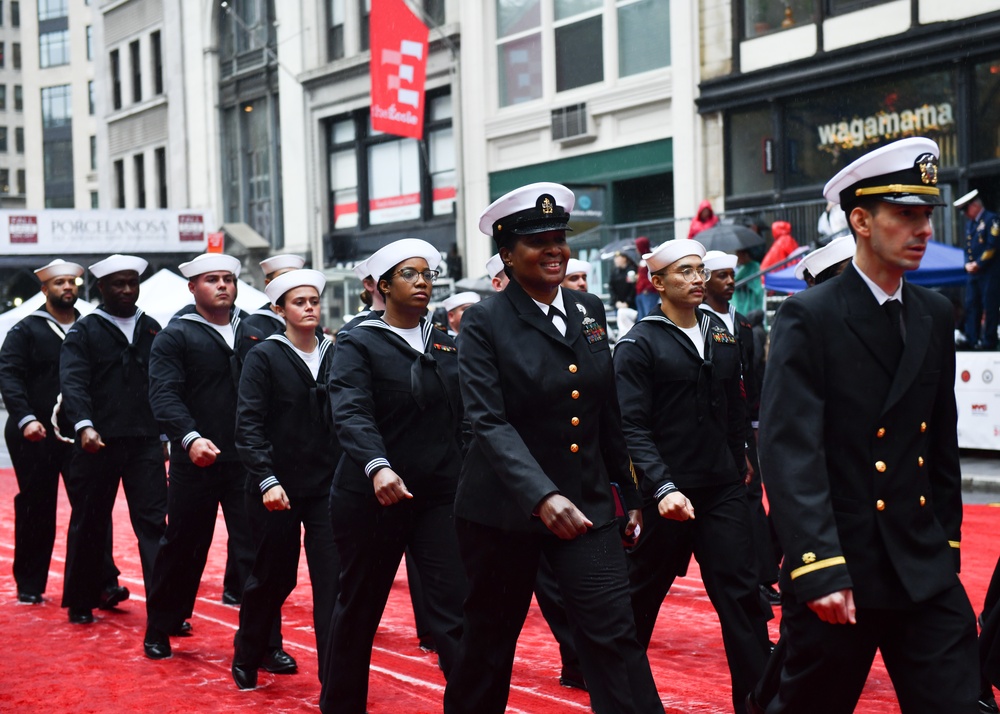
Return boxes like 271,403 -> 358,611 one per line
392,268 -> 439,284
652,266 -> 711,282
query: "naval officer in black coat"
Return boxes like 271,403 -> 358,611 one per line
443,183 -> 663,714
758,137 -> 978,713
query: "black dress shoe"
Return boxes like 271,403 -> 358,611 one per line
232,661 -> 258,690
222,590 -> 241,606
168,621 -> 193,637
262,648 -> 298,674
980,688 -> 999,714
559,667 -> 587,691
759,583 -> 781,605
69,607 -> 94,624
98,585 -> 130,610
17,592 -> 43,604
143,626 -> 172,660
418,636 -> 437,654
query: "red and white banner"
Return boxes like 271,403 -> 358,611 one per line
370,0 -> 428,140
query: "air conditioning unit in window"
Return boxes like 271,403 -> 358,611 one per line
551,103 -> 595,146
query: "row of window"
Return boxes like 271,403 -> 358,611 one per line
0,84 -> 24,111
0,42 -> 21,70
744,0 -> 906,39
109,31 -> 163,111
0,167 -> 26,195
112,148 -> 168,209
0,125 -> 25,153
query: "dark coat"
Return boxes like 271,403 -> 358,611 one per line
328,316 -> 462,504
759,263 -> 962,608
455,279 -> 640,533
236,335 -> 340,499
0,307 -> 79,436
59,307 -> 162,439
614,307 -> 746,504
242,303 -> 286,336
148,306 -> 264,465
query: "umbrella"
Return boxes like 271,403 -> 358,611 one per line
599,238 -> 641,262
694,223 -> 766,253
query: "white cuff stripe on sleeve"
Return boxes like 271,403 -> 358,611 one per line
365,457 -> 390,478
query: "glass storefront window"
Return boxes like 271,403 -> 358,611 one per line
783,69 -> 958,189
744,0 -> 814,39
618,0 -> 670,78
728,106 -> 776,197
498,33 -> 542,106
367,139 -> 421,225
973,57 -> 1000,162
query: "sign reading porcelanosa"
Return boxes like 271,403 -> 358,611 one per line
2,210 -> 214,254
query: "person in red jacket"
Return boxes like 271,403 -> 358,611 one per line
760,221 -> 799,273
688,199 -> 720,238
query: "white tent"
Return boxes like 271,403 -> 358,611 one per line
0,269 -> 270,348
135,269 -> 270,327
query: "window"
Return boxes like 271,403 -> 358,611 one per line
88,80 -> 95,114
424,0 -> 445,25
973,56 -> 1000,164
359,0 -> 370,52
15,127 -> 22,153
497,0 -> 542,107
39,30 -> 70,68
114,159 -> 125,207
89,135 -> 96,170
134,153 -> 146,208
0,42 -> 4,68
0,127 -> 7,153
326,89 -> 455,233
0,169 -> 8,194
130,40 -> 142,102
155,146 -> 167,207
554,1 -> 604,92
12,42 -> 20,69
87,26 -> 93,61
17,169 -> 25,195
90,190 -> 98,208
11,1 -> 19,27
151,31 -> 163,94
0,2 -> 4,27
618,0 -> 670,77
110,50 -> 121,109
744,0 -> 814,38
826,0 -> 894,16
727,106 -> 777,197
0,86 -> 6,111
43,140 -> 74,208
37,0 -> 67,21
41,84 -> 71,128
328,0 -> 345,61
14,85 -> 22,111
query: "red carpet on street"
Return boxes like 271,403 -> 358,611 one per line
0,467 -> 996,713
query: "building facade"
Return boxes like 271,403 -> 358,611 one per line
0,0 -> 25,211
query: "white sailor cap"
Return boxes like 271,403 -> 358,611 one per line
353,258 -> 371,281
259,254 -> 305,276
442,291 -> 481,312
702,251 -> 737,273
88,254 -> 149,279
478,182 -> 575,241
644,239 -> 706,274
823,137 -> 945,211
367,238 -> 442,283
794,235 -> 857,281
954,189 -> 980,209
178,253 -> 242,279
565,258 -> 591,276
486,253 -> 504,278
265,268 -> 326,305
35,259 -> 84,282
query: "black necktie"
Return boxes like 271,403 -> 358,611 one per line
883,299 -> 904,362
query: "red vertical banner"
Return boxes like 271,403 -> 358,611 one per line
370,0 -> 429,140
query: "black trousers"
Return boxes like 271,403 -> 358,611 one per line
235,491 -> 339,680
627,481 -> 771,713
746,439 -> 780,585
443,518 -> 663,714
319,487 -> 467,714
61,436 -> 167,609
768,582 -> 979,713
145,460 -> 255,631
534,553 -> 583,677
6,424 -> 120,596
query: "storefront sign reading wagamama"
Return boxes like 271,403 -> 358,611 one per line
816,102 -> 955,149
1,209 -> 214,254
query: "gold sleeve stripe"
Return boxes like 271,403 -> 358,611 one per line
949,540 -> 960,549
981,250 -> 995,261
629,459 -> 638,488
789,556 -> 847,580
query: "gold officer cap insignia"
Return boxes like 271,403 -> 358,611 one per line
916,154 -> 938,186
541,196 -> 554,215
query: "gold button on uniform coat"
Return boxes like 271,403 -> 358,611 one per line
568,364 -> 578,373
877,427 -> 886,438
875,461 -> 887,473
876,500 -> 885,511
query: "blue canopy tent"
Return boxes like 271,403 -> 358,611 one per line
764,240 -> 967,294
